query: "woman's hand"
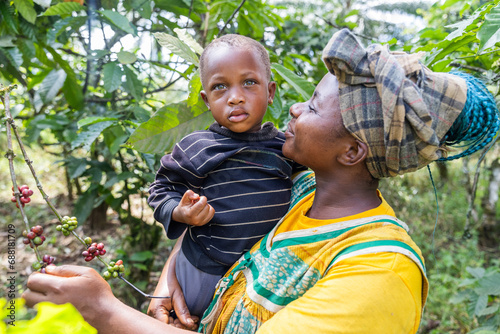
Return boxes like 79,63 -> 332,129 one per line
23,265 -> 114,326
147,233 -> 199,330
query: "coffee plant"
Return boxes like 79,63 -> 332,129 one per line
1,85 -> 167,298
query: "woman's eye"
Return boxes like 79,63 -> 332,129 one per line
308,104 -> 316,113
243,80 -> 256,86
213,84 -> 226,90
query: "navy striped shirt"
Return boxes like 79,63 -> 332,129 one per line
148,122 -> 305,274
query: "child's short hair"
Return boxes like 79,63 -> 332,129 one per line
200,34 -> 271,88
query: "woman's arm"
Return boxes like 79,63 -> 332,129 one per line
23,265 -> 190,334
147,232 -> 198,329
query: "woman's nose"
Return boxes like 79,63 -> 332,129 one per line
289,102 -> 305,118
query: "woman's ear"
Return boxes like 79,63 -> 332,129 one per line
337,140 -> 368,166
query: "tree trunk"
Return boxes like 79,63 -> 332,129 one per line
479,158 -> 500,249
89,201 -> 109,231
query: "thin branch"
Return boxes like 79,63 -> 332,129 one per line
217,0 -> 246,37
449,62 -> 486,73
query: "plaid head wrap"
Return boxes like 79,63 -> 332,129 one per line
322,29 -> 468,179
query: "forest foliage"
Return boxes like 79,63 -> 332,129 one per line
1,0 -> 500,333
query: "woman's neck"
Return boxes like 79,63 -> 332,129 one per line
307,172 -> 381,220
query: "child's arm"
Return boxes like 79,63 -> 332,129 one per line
172,190 -> 215,226
147,232 -> 199,329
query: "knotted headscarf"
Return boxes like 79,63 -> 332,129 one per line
322,29 -> 468,179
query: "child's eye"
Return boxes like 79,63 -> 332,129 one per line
213,84 -> 226,90
243,80 -> 256,86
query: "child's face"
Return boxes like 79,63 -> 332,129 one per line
200,46 -> 276,133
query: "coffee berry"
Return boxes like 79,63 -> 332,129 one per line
102,259 -> 125,280
11,185 -> 34,208
56,216 -> 78,236
22,225 -> 46,248
82,242 -> 106,262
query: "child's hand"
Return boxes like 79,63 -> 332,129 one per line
172,190 -> 215,226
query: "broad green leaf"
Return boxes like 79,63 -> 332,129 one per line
473,294 -> 488,316
7,48 -> 23,68
128,100 -> 212,154
38,69 -> 67,104
43,2 -> 85,16
65,157 -> 88,179
103,62 -> 123,92
475,272 -> 500,296
154,32 -> 199,66
13,0 -> 37,24
33,0 -> 50,7
78,117 -> 120,128
100,10 -> 137,36
271,63 -> 315,101
478,4 -> 500,51
476,304 -> 499,317
123,66 -> 143,100
117,50 -> 137,64
62,75 -> 83,110
0,36 -> 15,47
467,267 -> 486,279
0,2 -> 19,34
267,86 -> 284,120
445,11 -> 480,41
129,250 -> 154,262
73,187 -> 98,224
174,28 -> 204,55
103,125 -> 129,155
427,34 -> 476,66
71,121 -> 116,151
187,70 -> 202,107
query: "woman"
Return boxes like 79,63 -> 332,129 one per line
23,29 -> 499,334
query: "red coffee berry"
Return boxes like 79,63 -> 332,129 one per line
84,256 -> 93,262
11,196 -> 17,203
88,246 -> 96,253
99,249 -> 106,256
23,238 -> 30,245
19,185 -> 29,192
97,243 -> 104,250
116,260 -> 123,266
82,251 -> 90,257
31,225 -> 43,235
20,197 -> 30,204
22,189 -> 30,197
26,231 -> 36,240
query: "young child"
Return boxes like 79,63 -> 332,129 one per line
148,34 -> 305,317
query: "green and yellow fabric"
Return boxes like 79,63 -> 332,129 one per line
200,171 -> 428,334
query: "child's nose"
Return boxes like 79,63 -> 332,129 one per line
228,87 -> 245,105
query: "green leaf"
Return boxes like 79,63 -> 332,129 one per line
103,125 -> 129,155
187,70 -> 202,107
174,28 -> 204,55
13,0 -> 37,24
128,100 -> 213,154
475,272 -> 500,296
123,66 -> 143,100
103,62 -> 123,92
427,34 -> 476,66
66,158 -> 88,179
267,86 -> 283,120
477,4 -> 500,51
100,10 -> 137,36
445,11 -> 480,41
71,121 -> 116,151
62,74 -> 84,110
78,117 -> 120,128
271,63 -> 315,101
467,267 -> 486,279
154,32 -> 199,66
129,250 -> 154,262
38,69 -> 67,104
0,2 -> 19,34
474,294 -> 488,316
43,2 -> 86,16
117,50 -> 137,64
73,188 -> 98,224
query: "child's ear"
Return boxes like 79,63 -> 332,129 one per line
337,140 -> 368,166
200,91 -> 210,110
267,82 -> 276,105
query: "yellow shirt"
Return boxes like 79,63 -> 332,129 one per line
257,191 -> 424,334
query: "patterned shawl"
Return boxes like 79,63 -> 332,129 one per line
322,29 -> 468,179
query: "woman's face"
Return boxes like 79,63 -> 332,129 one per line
283,73 -> 350,171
